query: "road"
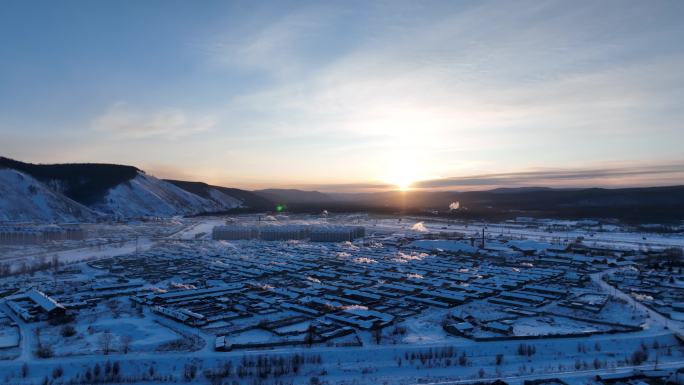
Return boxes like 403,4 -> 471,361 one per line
0,316 -> 678,379
0,302 -> 30,361
590,269 -> 683,335
411,360 -> 684,385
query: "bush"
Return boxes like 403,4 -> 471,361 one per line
36,345 -> 53,358
517,343 -> 536,356
184,364 -> 197,381
458,352 -> 468,366
631,348 -> 648,365
48,313 -> 75,326
61,324 -> 76,337
52,366 -> 64,379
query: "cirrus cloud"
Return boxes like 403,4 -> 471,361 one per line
92,102 -> 216,139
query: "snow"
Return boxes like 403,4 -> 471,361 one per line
0,169 -> 98,222
274,321 -> 311,334
0,312 -> 19,349
228,329 -> 282,344
26,289 -> 64,312
0,168 -> 250,221
92,173 -> 220,218
88,172 -> 247,218
38,304 -> 184,356
0,214 -> 683,385
207,188 -> 243,209
410,239 -> 477,253
507,239 -> 557,252
511,316 -> 607,336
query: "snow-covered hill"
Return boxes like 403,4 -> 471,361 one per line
0,169 -> 99,222
206,187 -> 243,209
90,172 -> 242,218
0,157 -> 267,222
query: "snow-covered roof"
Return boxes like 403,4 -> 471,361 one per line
409,240 -> 477,253
26,289 -> 64,312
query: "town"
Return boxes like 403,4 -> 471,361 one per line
0,214 -> 683,384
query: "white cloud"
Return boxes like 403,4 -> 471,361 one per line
92,102 -> 215,139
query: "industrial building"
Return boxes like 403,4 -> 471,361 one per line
212,224 -> 365,242
259,225 -> 310,241
310,226 -> 365,242
212,225 -> 259,240
0,225 -> 85,245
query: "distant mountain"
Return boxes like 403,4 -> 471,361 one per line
0,157 -> 273,221
488,187 -> 554,194
324,186 -> 684,222
255,189 -> 334,205
166,180 -> 274,211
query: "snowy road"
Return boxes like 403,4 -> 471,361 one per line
591,269 -> 683,336
411,359 -> 684,385
0,302 -> 31,361
0,322 -> 679,384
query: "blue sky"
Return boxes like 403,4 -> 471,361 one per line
1,0 -> 683,191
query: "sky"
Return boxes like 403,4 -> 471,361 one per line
1,0 -> 683,192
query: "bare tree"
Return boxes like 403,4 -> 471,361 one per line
51,255 -> 60,271
372,326 -> 382,344
121,335 -> 132,354
663,247 -> 683,265
99,330 -> 114,355
305,325 -> 316,348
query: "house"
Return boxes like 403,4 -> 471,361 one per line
6,289 -> 66,321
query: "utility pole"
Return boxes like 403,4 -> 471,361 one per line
482,228 -> 486,249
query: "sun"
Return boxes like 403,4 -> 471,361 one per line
378,148 -> 435,192
393,176 -> 414,191
383,160 -> 420,191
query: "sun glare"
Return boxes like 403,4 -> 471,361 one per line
394,177 -> 413,191
383,159 -> 421,191
383,173 -> 415,191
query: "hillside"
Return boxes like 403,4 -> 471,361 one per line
0,157 -> 139,205
89,172 -> 233,218
0,168 -> 99,222
255,189 -> 333,205
0,157 -> 271,221
166,180 -> 273,211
